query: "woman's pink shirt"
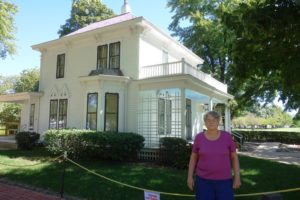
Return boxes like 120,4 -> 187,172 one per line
192,131 -> 236,180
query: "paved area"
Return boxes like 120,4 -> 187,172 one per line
0,182 -> 61,200
238,142 -> 300,166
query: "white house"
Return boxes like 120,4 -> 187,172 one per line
0,2 -> 233,147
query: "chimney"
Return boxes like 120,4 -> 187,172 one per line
121,0 -> 131,14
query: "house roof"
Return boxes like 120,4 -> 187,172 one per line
32,12 -> 204,65
65,13 -> 136,37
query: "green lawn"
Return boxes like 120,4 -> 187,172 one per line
0,148 -> 300,200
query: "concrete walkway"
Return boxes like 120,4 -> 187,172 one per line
0,182 -> 61,200
238,142 -> 300,166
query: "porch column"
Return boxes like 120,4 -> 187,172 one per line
209,98 -> 213,111
180,88 -> 186,139
225,104 -> 231,132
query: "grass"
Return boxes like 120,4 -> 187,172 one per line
0,148 -> 300,200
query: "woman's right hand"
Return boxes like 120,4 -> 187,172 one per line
187,176 -> 194,191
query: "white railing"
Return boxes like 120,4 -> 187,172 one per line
139,59 -> 228,93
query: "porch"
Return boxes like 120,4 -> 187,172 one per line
0,92 -> 43,133
139,59 -> 227,93
137,88 -> 232,148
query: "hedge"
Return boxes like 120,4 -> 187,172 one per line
44,129 -> 145,161
236,130 -> 300,144
15,131 -> 40,150
159,137 -> 192,169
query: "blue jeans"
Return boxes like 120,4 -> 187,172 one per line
195,176 -> 234,200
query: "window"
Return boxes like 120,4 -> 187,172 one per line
49,100 -> 58,129
59,99 -> 68,129
166,99 -> 172,134
104,93 -> 119,132
158,98 -> 172,135
86,93 -> 98,130
29,104 -> 35,129
97,45 -> 108,69
186,99 -> 192,140
49,99 -> 68,129
109,42 -> 120,69
158,98 -> 165,135
162,50 -> 168,63
56,54 -> 65,78
96,42 -> 120,70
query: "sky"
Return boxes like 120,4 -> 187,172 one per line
0,0 -> 174,76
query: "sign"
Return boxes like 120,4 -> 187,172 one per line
144,191 -> 160,200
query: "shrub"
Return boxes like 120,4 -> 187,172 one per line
159,137 -> 192,169
44,129 -> 145,161
237,130 -> 300,144
15,131 -> 40,150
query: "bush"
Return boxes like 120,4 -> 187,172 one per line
237,130 -> 300,144
159,137 -> 192,169
15,131 -> 40,150
44,129 -> 145,161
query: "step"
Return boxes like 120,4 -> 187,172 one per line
0,141 -> 18,150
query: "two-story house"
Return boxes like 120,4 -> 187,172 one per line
0,3 -> 233,147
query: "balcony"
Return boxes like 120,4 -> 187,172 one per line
139,59 -> 228,93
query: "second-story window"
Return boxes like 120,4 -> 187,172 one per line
109,42 -> 120,69
97,45 -> 108,69
97,42 -> 120,70
56,53 -> 65,78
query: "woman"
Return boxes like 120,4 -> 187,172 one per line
187,111 -> 241,200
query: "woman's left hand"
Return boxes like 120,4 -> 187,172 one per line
233,175 -> 241,189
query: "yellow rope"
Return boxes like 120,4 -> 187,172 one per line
66,157 -> 300,198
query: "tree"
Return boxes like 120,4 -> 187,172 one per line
167,0 -> 241,83
0,0 -> 17,59
14,68 -> 39,92
222,0 -> 300,111
233,105 -> 293,128
58,0 -> 115,37
0,74 -> 17,94
0,103 -> 20,124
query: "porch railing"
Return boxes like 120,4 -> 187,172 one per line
139,59 -> 227,93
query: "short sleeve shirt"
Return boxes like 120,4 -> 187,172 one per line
192,131 -> 236,180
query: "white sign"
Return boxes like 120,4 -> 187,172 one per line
144,191 -> 160,200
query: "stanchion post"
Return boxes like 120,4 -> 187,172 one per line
60,151 -> 68,198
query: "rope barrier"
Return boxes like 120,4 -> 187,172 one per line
66,157 -> 300,198
1,152 -> 300,198
0,155 -> 63,168
66,157 -> 194,197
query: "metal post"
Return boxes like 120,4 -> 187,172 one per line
60,151 -> 67,198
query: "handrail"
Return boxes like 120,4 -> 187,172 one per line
232,131 -> 244,145
139,60 -> 228,93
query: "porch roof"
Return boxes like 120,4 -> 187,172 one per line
0,92 -> 43,103
137,74 -> 234,101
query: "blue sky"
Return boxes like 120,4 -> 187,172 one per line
0,0 -> 174,76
